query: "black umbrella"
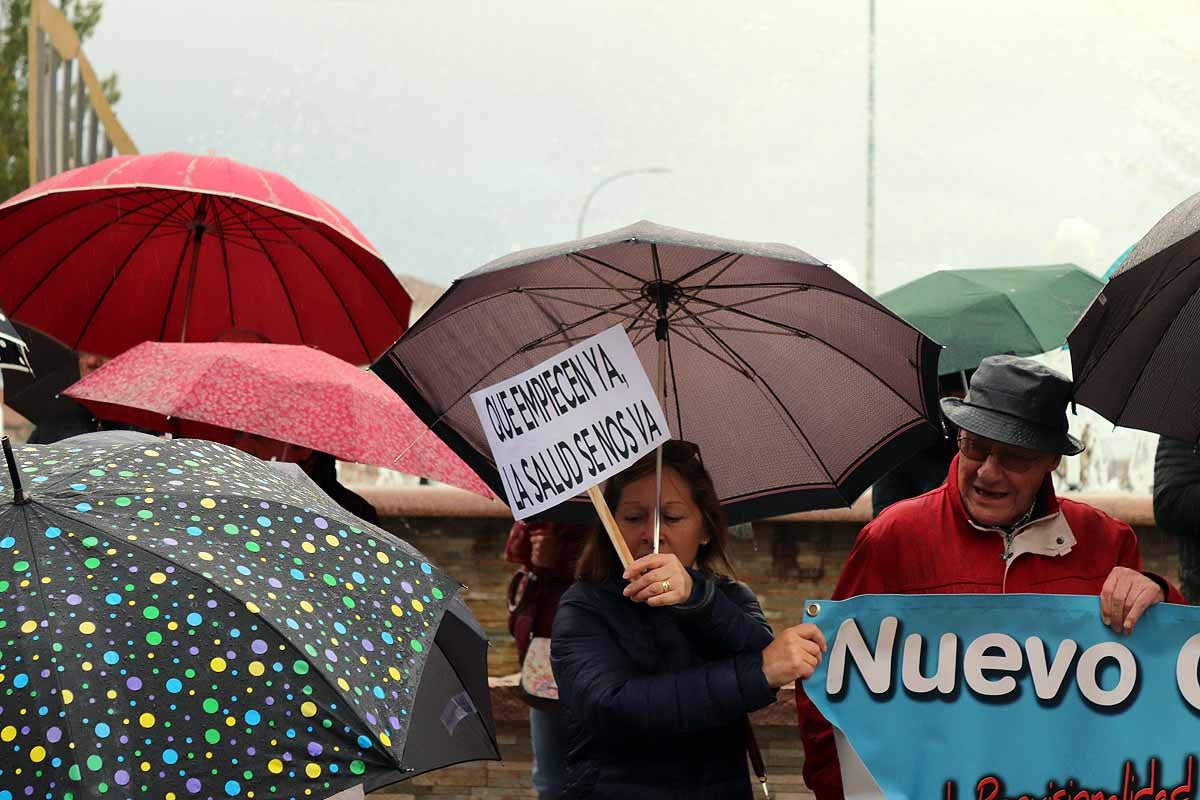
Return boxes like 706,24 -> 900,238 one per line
0,431 -> 498,800
0,308 -> 32,375
2,322 -> 78,424
1069,191 -> 1200,441
373,221 -> 942,523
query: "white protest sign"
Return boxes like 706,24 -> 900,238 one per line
470,325 -> 671,520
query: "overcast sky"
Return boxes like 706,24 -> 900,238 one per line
88,1 -> 1200,292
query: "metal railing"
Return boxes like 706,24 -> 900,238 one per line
26,0 -> 136,184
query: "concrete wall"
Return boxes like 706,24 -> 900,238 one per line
363,487 -> 1180,800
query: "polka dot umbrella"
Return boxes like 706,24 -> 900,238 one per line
0,431 -> 498,800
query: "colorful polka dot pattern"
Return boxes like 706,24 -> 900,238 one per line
0,435 -> 467,799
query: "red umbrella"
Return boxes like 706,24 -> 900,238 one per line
0,152 -> 411,363
62,341 -> 493,497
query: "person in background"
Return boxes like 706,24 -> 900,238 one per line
231,431 -> 380,525
1152,436 -> 1200,603
505,519 -> 587,800
869,371 -> 969,517
552,440 -> 826,799
28,351 -> 115,444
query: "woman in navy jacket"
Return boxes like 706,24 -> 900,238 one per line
551,441 -> 827,799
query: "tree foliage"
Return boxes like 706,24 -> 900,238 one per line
0,0 -> 120,200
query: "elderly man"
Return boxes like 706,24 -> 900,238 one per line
797,355 -> 1183,799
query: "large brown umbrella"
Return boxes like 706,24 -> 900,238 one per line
1069,191 -> 1200,441
372,221 -> 943,523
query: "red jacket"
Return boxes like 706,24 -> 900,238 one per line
796,455 -> 1184,799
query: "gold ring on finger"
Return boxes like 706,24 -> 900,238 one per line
661,579 -> 671,594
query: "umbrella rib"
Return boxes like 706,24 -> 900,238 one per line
215,197 -> 309,344
520,332 -> 621,354
570,252 -> 647,284
665,327 -> 683,440
1075,253 -> 1200,384
562,256 -> 639,296
519,289 -> 645,320
681,294 -> 926,417
636,319 -> 799,336
699,323 -> 844,492
666,255 -> 745,327
140,225 -> 195,242
0,187 -> 174,259
685,279 -> 921,332
999,291 -> 1047,351
677,281 -> 823,291
73,193 -> 198,349
660,323 -> 754,378
8,193 -> 194,319
522,292 -> 576,351
651,242 -> 663,284
214,199 -> 237,329
671,283 -> 803,323
1107,302 -> 1195,426
219,212 -> 235,331
415,294 -> 648,418
680,253 -> 743,299
516,295 -> 645,352
230,197 -> 394,355
622,297 -> 658,348
268,206 -> 411,335
155,198 -> 203,341
673,251 -> 738,285
511,284 -> 642,300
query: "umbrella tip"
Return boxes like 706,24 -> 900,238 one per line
2,437 -> 27,504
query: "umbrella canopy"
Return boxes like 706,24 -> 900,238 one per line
0,152 -> 412,363
0,307 -> 31,374
0,431 -> 498,800
1069,191 -> 1200,440
372,221 -> 942,523
878,265 -> 1103,375
3,323 -> 80,424
61,341 -> 494,497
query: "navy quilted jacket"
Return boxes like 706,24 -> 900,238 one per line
551,569 -> 776,799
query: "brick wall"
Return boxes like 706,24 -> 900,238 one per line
366,492 -> 1181,799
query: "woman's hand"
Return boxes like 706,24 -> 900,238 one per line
622,553 -> 694,607
529,530 -> 559,569
761,624 -> 827,688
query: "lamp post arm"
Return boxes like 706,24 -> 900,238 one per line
576,167 -> 671,238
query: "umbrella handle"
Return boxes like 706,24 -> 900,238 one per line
587,485 -> 634,569
2,436 -> 26,504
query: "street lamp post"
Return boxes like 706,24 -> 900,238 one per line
576,167 -> 672,238
865,0 -> 877,294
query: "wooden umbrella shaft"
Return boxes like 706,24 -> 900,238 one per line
587,485 -> 633,569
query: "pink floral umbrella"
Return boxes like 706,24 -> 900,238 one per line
63,341 -> 493,497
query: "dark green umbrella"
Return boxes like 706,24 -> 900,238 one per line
878,264 -> 1103,375
0,431 -> 497,800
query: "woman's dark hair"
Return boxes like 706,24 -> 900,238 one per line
576,440 -> 735,583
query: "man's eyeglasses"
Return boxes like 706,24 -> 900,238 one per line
956,433 -> 1047,474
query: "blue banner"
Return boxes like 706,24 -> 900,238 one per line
805,594 -> 1200,800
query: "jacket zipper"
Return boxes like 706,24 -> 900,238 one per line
987,512 -> 1061,593
1001,531 -> 1017,562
